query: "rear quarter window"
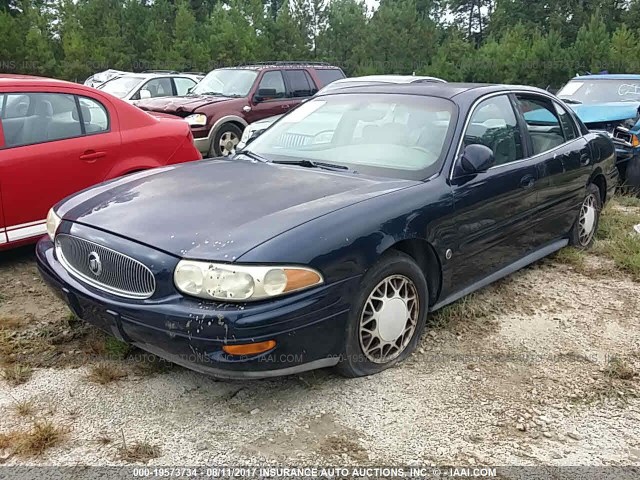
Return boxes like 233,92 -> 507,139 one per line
314,68 -> 346,87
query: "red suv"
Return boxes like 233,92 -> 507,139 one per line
135,62 -> 346,157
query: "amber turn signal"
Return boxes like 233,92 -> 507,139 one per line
632,134 -> 640,147
222,340 -> 276,356
283,268 -> 322,292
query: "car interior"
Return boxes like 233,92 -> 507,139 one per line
0,93 -> 107,147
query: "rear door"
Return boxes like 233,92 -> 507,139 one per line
448,94 -> 540,289
513,94 -> 590,242
283,69 -> 317,109
0,88 -> 121,242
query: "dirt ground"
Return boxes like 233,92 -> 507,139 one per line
0,206 -> 639,468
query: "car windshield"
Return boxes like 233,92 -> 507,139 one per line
246,93 -> 457,180
99,76 -> 143,98
191,69 -> 258,97
558,79 -> 640,104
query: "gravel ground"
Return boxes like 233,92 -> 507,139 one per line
0,238 -> 639,467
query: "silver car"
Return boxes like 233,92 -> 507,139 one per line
97,73 -> 202,104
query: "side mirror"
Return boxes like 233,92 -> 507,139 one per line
254,88 -> 277,102
245,129 -> 265,146
139,89 -> 152,99
460,144 -> 495,174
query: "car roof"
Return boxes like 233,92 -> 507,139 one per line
0,75 -> 82,88
316,82 -> 549,100
103,73 -> 200,81
222,63 -> 343,72
571,74 -> 640,80
339,75 -> 446,84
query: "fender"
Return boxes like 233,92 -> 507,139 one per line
206,115 -> 249,143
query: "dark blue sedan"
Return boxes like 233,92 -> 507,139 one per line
36,83 -> 617,379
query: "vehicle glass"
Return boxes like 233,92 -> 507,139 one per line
464,95 -> 524,166
284,70 -> 315,98
78,96 -> 109,133
0,93 -> 81,147
315,69 -> 346,87
558,79 -> 640,103
247,93 -> 456,181
257,71 -> 286,99
99,76 -> 144,98
515,96 -> 566,155
192,69 -> 258,97
554,102 -> 578,141
174,77 -> 197,96
138,77 -> 173,99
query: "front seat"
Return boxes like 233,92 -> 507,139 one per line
21,99 -> 53,145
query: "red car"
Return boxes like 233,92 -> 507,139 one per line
0,75 -> 202,250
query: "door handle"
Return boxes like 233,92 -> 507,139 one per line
520,175 -> 536,189
80,150 -> 106,161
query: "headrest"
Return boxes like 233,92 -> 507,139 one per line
35,100 -> 53,117
72,106 -> 92,123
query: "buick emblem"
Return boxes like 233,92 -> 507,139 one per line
88,252 -> 102,276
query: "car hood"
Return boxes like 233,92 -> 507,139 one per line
136,95 -> 235,115
569,102 -> 640,124
58,160 -> 417,260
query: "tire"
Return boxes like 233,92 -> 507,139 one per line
210,123 -> 243,157
626,156 -> 640,195
336,251 -> 429,378
568,184 -> 602,249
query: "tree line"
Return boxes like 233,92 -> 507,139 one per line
2,0 -> 640,88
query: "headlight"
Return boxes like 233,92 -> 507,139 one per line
240,126 -> 253,144
185,113 -> 207,126
174,260 -> 323,301
46,208 -> 61,241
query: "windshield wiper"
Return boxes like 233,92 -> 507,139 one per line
559,97 -> 582,104
234,150 -> 268,163
272,159 -> 352,171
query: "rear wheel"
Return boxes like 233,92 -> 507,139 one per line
569,184 -> 602,249
336,251 -> 428,378
210,123 -> 242,157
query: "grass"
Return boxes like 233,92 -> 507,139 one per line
605,356 -> 637,380
430,293 -> 494,328
594,200 -> 640,281
552,247 -> 587,270
0,420 -> 66,457
2,364 -> 33,386
13,398 -> 35,417
104,336 -> 132,360
615,194 -> 640,208
118,434 -> 161,462
86,362 -> 127,384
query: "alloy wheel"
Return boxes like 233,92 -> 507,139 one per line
219,131 -> 239,156
578,193 -> 597,246
359,275 -> 420,364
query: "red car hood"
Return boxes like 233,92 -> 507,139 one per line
136,95 -> 234,115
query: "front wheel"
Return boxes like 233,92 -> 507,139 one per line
210,124 -> 242,157
336,251 -> 428,378
569,184 -> 602,249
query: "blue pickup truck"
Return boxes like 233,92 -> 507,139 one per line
557,74 -> 640,190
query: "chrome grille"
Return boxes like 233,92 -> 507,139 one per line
55,234 -> 155,299
278,133 -> 311,148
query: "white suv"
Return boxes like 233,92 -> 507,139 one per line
97,73 -> 202,104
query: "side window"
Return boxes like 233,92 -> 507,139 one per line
257,71 -> 286,99
314,68 -> 345,87
0,92 -> 81,147
138,78 -> 173,99
174,77 -> 196,96
515,95 -> 566,155
284,70 -> 315,98
554,102 -> 578,141
77,96 -> 109,133
464,95 -> 524,166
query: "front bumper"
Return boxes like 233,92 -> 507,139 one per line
36,237 -> 357,379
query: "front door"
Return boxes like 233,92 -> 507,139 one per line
447,94 -> 540,290
245,70 -> 292,123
